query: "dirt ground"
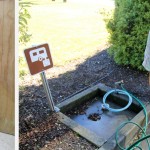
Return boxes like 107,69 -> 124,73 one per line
19,49 -> 150,150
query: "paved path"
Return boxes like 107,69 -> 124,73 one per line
0,132 -> 14,150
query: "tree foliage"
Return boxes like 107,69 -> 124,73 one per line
107,0 -> 150,70
19,0 -> 33,44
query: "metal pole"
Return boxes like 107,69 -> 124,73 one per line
148,72 -> 150,86
40,71 -> 55,111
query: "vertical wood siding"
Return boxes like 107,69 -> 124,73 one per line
0,0 -> 15,135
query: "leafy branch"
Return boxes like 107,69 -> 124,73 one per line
19,0 -> 33,44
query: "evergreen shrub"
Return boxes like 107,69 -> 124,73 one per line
107,0 -> 150,70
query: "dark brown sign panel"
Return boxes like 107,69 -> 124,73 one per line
24,43 -> 53,75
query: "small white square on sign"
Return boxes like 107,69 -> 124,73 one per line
43,59 -> 51,67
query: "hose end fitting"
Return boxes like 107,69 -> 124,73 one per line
115,80 -> 124,86
101,103 -> 109,111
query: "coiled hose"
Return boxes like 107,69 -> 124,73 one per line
103,89 -> 132,112
102,84 -> 150,150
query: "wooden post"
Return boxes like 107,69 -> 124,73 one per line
0,0 -> 15,134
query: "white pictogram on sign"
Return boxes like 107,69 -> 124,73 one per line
29,47 -> 51,67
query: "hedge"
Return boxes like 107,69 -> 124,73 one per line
107,0 -> 150,70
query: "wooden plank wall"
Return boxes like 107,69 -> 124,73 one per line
0,0 -> 15,135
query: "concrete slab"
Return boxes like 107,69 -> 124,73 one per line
0,132 -> 15,150
70,97 -> 136,140
57,83 -> 149,149
58,112 -> 106,147
57,83 -> 142,113
99,104 -> 150,150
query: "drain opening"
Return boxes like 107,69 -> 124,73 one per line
88,113 -> 101,121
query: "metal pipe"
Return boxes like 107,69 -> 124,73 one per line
40,71 -> 55,111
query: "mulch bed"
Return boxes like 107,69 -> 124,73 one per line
19,50 -> 150,150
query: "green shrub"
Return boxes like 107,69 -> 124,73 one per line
107,0 -> 150,70
19,1 -> 33,78
19,0 -> 33,44
19,56 -> 27,78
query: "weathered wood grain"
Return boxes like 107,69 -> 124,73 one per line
0,0 -> 15,135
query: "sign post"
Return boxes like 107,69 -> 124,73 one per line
24,43 -> 59,112
148,72 -> 150,86
40,71 -> 55,111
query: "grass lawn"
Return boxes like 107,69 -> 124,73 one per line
19,0 -> 114,76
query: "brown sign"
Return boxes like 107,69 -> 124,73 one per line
24,43 -> 53,75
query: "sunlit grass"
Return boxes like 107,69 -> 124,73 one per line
19,0 -> 114,76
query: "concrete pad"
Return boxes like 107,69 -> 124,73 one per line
58,112 -> 106,147
71,98 -> 136,140
0,132 -> 15,150
57,83 -> 149,149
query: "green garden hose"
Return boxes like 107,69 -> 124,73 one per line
119,85 -> 150,150
103,83 -> 150,149
126,135 -> 150,150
